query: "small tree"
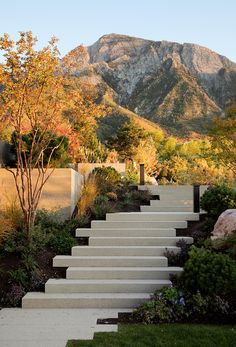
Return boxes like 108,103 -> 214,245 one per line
0,32 -> 76,239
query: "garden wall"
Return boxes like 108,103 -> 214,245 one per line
0,168 -> 83,219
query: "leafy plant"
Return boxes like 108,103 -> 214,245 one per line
200,184 -> 236,219
180,246 -> 236,296
92,166 -> 121,193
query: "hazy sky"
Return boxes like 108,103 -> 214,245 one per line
0,0 -> 235,62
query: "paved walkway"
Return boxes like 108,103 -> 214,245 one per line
0,308 -> 128,347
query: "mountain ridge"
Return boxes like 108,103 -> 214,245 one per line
63,33 -> 236,136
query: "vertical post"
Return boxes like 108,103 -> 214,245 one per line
140,164 -> 145,185
193,184 -> 200,213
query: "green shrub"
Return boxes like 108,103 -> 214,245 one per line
200,184 -> 236,219
134,286 -> 187,323
46,229 -> 76,254
181,246 -> 236,296
92,166 -> 121,193
123,170 -> 139,185
213,230 -> 236,259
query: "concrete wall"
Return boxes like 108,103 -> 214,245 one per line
0,168 -> 83,219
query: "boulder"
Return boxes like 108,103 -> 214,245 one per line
212,209 -> 236,238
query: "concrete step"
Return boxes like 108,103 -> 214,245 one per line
76,228 -> 176,237
45,279 -> 171,293
53,255 -> 168,268
141,206 -> 193,212
71,246 -> 180,257
89,236 -> 193,246
66,266 -> 183,280
105,212 -> 199,222
22,292 -> 151,309
150,199 -> 193,206
91,220 -> 188,229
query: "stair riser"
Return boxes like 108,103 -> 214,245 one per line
71,247 -> 180,257
53,257 -> 168,268
105,213 -> 198,222
141,206 -> 193,212
89,237 -> 193,246
150,200 -> 193,206
91,221 -> 188,229
76,229 -> 176,237
66,269 -> 182,280
45,283 -> 168,293
22,297 -> 149,309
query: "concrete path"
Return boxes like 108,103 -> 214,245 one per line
0,308 -> 128,347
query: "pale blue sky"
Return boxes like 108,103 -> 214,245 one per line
0,0 -> 235,62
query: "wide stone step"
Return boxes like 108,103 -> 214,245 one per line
141,206 -> 193,212
22,292 -> 151,309
45,279 -> 171,293
105,212 -> 199,222
150,199 -> 193,206
53,255 -> 168,268
89,236 -> 193,246
91,220 -> 188,229
71,246 -> 180,257
66,266 -> 183,280
76,228 -> 176,237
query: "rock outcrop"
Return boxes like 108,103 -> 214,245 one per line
63,34 -> 236,135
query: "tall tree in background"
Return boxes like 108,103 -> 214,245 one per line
0,32 -> 105,238
107,120 -> 145,161
209,105 -> 236,175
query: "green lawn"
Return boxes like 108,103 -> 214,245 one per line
67,324 -> 236,347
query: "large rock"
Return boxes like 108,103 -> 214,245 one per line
212,209 -> 236,238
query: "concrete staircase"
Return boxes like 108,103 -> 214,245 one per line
22,186 -> 199,309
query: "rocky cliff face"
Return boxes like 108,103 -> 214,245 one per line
63,34 -> 236,135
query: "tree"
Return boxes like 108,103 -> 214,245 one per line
209,105 -> 236,174
107,120 -> 145,160
0,32 -> 104,239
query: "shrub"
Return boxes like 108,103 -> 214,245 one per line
0,197 -> 24,244
92,166 -> 121,193
164,239 -> 191,267
134,286 -> 187,324
200,184 -> 236,219
76,175 -> 98,216
212,230 -> 236,259
46,229 -> 76,254
181,246 -> 236,296
123,170 -> 139,185
106,191 -> 118,201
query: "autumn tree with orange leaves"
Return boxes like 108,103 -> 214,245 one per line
0,32 -> 105,238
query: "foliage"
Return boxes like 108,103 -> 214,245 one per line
0,31 -> 107,236
123,169 -> 139,185
134,286 -> 187,324
76,176 -> 98,217
180,246 -> 236,296
106,191 -> 118,201
200,184 -> 236,219
107,120 -> 146,160
212,230 -> 236,259
164,240 -> 191,267
0,196 -> 24,244
209,105 -> 236,173
46,229 -> 76,254
92,166 -> 121,193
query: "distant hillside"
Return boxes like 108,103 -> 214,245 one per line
63,34 -> 236,136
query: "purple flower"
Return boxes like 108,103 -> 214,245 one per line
179,297 -> 185,306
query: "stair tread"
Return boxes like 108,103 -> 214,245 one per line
23,292 -> 152,299
47,279 -> 171,284
54,255 -> 168,259
67,266 -> 182,271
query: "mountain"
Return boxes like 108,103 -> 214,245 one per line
63,34 -> 236,136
